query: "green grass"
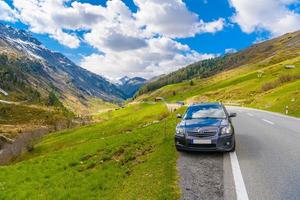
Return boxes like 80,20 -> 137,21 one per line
0,103 -> 180,200
136,56 -> 300,117
0,103 -> 71,125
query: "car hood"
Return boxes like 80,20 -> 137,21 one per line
178,118 -> 228,129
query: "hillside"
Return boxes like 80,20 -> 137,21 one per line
0,24 -> 126,114
136,30 -> 300,117
0,102 -> 180,199
138,30 -> 300,95
0,24 -> 124,139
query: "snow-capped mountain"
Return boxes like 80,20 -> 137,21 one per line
0,23 -> 126,112
119,76 -> 131,85
117,76 -> 147,98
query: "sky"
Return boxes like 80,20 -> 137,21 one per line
0,0 -> 299,81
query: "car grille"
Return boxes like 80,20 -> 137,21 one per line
187,129 -> 218,138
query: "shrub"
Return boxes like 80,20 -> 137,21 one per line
278,75 -> 294,83
261,74 -> 298,92
261,82 -> 278,91
190,80 -> 194,86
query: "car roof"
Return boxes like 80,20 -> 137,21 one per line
189,102 -> 223,107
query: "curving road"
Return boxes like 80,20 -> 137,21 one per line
178,106 -> 300,200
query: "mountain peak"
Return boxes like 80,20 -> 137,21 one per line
0,24 -> 41,46
119,76 -> 130,85
117,76 -> 147,98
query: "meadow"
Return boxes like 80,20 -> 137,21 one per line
0,103 -> 180,200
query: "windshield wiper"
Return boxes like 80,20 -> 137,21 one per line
184,117 -> 224,120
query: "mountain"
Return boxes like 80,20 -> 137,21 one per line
0,24 -> 126,113
135,30 -> 300,118
117,76 -> 147,98
138,30 -> 300,95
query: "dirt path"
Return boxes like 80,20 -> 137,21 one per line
166,103 -> 182,112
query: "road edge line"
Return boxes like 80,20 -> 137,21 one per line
230,151 -> 249,200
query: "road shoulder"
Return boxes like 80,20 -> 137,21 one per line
223,153 -> 236,200
177,152 -> 224,200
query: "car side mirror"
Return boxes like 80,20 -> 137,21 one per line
229,113 -> 237,118
176,114 -> 182,118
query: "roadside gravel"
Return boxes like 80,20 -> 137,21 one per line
177,152 -> 224,200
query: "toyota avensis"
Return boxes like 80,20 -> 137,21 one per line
175,102 -> 236,152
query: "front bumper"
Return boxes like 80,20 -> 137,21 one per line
175,135 -> 235,152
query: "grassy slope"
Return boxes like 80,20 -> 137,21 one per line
138,30 -> 300,95
0,103 -> 180,200
136,56 -> 300,117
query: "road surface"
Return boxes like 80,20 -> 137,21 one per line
178,106 -> 300,200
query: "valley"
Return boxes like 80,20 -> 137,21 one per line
0,23 -> 299,199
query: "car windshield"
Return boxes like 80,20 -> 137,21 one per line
184,104 -> 226,119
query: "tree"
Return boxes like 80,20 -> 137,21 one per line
190,80 -> 194,86
47,92 -> 61,107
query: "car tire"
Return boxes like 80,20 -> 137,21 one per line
176,146 -> 182,152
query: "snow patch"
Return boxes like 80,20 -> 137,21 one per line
4,37 -> 44,60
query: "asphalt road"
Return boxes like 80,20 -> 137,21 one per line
178,106 -> 300,200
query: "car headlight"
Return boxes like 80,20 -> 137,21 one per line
176,127 -> 185,137
221,126 -> 233,135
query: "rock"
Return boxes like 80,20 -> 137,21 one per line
285,65 -> 296,69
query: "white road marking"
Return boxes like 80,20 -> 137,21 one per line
230,152 -> 249,200
227,106 -> 300,122
247,113 -> 254,117
262,119 -> 274,125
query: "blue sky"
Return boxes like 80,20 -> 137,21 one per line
0,0 -> 299,79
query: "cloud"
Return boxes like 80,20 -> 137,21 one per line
134,0 -> 225,38
80,0 -> 218,78
84,0 -> 148,52
81,37 -> 215,80
11,0 -> 106,48
229,0 -> 300,36
2,0 -> 222,78
0,0 -> 17,22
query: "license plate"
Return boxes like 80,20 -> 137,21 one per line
192,139 -> 211,144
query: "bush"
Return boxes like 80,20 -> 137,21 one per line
261,82 -> 279,91
278,75 -> 294,83
261,74 -> 298,92
190,80 -> 194,86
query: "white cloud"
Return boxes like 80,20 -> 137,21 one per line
84,0 -> 148,52
229,0 -> 300,36
0,0 -> 17,22
11,0 -> 106,48
80,0 -> 220,78
2,0 -> 221,78
134,0 -> 225,38
81,37 -> 215,80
